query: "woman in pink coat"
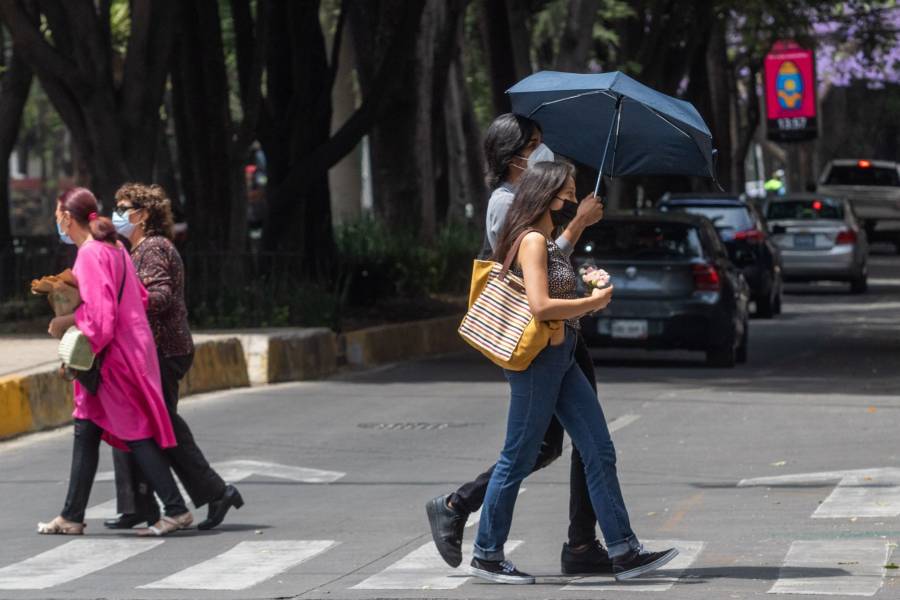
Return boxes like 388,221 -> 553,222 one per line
38,187 -> 192,536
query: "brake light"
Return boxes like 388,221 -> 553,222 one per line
835,229 -> 857,245
813,200 -> 823,211
733,229 -> 765,243
692,264 -> 720,292
858,160 -> 872,168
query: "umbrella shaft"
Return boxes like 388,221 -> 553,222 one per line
593,98 -> 623,199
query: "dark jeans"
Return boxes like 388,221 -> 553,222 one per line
474,330 -> 637,560
112,352 -> 226,515
61,418 -> 188,523
449,332 -> 599,547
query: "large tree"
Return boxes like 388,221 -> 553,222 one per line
0,0 -> 176,205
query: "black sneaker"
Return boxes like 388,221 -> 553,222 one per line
561,540 -> 614,575
469,557 -> 535,584
425,495 -> 467,567
613,545 -> 679,581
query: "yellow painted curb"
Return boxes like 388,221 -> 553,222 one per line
341,315 -> 466,368
0,375 -> 34,439
179,338 -> 250,397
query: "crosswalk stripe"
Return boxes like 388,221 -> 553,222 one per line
139,540 -> 337,590
768,540 -> 891,596
0,539 -> 163,590
352,540 -> 523,590
562,539 -> 704,592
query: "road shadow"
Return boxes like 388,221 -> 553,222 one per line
556,566 -> 849,587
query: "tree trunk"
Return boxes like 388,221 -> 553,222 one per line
170,0 -> 238,252
479,0 -> 524,114
0,37 -> 33,299
328,30 -> 362,226
554,0 -> 600,72
704,13 -> 733,191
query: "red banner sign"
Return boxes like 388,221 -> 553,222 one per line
764,41 -> 817,142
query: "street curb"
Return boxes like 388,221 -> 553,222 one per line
0,315 -> 464,441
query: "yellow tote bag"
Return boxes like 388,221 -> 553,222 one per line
458,230 -> 561,371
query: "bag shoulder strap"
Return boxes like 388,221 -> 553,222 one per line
115,247 -> 127,304
499,228 -> 545,279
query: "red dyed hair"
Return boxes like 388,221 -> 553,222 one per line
58,187 -> 117,244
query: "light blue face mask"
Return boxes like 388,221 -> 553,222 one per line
112,210 -> 135,238
56,220 -> 75,245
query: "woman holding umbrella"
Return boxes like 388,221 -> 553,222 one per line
468,162 -> 678,584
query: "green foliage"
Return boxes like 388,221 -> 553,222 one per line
335,217 -> 481,306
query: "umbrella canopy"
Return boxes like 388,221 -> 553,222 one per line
507,71 -> 717,183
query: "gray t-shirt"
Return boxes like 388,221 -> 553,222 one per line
485,183 -> 573,257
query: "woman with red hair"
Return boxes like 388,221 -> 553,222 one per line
39,187 -> 192,536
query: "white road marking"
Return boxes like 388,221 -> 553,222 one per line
562,539 -> 704,592
768,540 -> 891,596
608,413 -> 641,433
140,540 -> 337,590
0,539 -> 163,590
87,459 -> 345,520
739,468 -> 900,518
352,540 -> 523,590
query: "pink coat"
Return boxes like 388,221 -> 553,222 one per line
71,240 -> 176,450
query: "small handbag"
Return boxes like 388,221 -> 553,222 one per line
458,229 -> 560,371
58,250 -> 127,395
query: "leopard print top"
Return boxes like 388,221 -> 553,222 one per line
512,239 -> 580,331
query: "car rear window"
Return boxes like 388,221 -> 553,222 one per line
665,205 -> 753,232
824,165 -> 900,187
577,222 -> 703,259
767,199 -> 844,220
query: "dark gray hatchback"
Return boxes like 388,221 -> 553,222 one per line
575,212 -> 751,367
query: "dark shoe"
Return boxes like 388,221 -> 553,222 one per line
561,540 -> 613,575
613,546 -> 679,581
425,495 -> 467,568
197,485 -> 244,531
103,512 -> 160,530
469,557 -> 535,584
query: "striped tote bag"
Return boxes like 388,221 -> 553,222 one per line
458,230 -> 559,371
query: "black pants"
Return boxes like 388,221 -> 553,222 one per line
449,333 -> 599,547
61,418 -> 188,523
112,352 -> 226,515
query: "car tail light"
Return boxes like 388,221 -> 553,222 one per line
858,159 -> 872,168
733,229 -> 765,243
692,264 -> 720,292
835,229 -> 857,245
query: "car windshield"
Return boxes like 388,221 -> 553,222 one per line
767,199 -> 844,220
577,222 -> 703,260
666,205 -> 753,232
824,165 -> 900,187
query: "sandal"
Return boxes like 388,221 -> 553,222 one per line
37,516 -> 85,535
137,512 -> 193,537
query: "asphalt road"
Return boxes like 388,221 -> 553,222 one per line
2,249 -> 900,600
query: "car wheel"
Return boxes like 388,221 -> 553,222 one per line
736,323 -> 749,364
706,340 -> 736,368
850,274 -> 868,294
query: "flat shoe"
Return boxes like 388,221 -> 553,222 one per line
37,516 -> 84,535
137,512 -> 193,537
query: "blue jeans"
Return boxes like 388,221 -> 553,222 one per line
473,329 -> 639,561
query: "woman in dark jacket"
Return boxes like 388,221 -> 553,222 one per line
106,183 -> 243,530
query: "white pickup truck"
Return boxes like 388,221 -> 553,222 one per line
816,159 -> 900,252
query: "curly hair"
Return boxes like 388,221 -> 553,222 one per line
115,183 -> 175,240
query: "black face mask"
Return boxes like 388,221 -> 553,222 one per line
551,201 -> 578,227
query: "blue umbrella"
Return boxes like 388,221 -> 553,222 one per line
507,71 -> 719,195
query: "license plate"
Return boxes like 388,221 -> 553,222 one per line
794,233 -> 815,248
610,319 -> 649,339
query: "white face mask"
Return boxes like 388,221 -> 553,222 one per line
514,143 -> 555,170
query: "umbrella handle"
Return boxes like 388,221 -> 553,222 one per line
592,97 -> 623,200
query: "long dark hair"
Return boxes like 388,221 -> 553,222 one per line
492,161 -> 575,263
483,113 -> 540,189
58,187 -> 117,244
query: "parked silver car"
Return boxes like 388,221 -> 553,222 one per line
764,194 -> 868,293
